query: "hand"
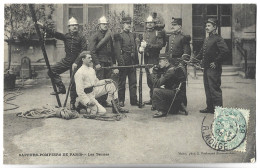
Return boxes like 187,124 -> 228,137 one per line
72,63 -> 77,72
113,69 -> 119,74
87,100 -> 96,106
36,21 -> 44,28
95,64 -> 101,70
139,47 -> 144,53
190,57 -> 198,63
210,62 -> 216,69
105,79 -> 113,83
141,41 -> 147,48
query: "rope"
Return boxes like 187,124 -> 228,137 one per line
17,106 -> 79,120
4,87 -> 23,111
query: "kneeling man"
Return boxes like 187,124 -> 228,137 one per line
74,51 -> 128,115
151,54 -> 187,118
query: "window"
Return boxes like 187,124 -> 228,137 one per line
192,4 -> 232,65
67,4 -> 106,31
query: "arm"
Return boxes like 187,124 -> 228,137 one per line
215,37 -> 229,64
147,32 -> 164,49
75,72 -> 90,103
183,35 -> 191,55
154,68 -> 175,88
45,27 -> 66,41
74,36 -> 88,65
89,34 -> 100,65
110,37 -> 116,64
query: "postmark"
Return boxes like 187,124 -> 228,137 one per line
201,107 -> 250,152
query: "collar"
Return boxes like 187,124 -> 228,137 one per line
172,30 -> 182,35
209,31 -> 217,36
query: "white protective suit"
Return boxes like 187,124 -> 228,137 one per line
74,64 -> 118,114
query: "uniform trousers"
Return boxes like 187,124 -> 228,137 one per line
152,88 -> 184,114
47,58 -> 77,104
144,52 -> 159,100
118,68 -> 137,104
203,68 -> 223,111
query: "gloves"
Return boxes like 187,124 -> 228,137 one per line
139,47 -> 145,53
141,41 -> 147,48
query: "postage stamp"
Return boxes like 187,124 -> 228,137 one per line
201,107 -> 250,152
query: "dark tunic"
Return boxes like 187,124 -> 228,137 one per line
114,30 -> 139,104
143,29 -> 164,64
195,32 -> 229,111
151,63 -> 187,113
88,29 -> 115,65
166,32 -> 191,62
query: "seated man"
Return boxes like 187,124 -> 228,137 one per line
74,51 -> 128,115
151,54 -> 187,118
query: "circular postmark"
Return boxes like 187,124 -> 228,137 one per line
201,107 -> 247,151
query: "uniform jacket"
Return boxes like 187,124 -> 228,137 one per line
143,29 -> 164,56
196,32 -> 229,69
153,63 -> 186,91
116,30 -> 139,66
89,29 -> 115,65
166,32 -> 191,58
46,29 -> 87,64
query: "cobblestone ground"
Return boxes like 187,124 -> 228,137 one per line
3,72 -> 256,165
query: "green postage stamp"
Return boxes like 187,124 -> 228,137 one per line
202,107 -> 250,152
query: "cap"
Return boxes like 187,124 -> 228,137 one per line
98,16 -> 108,24
121,17 -> 132,24
68,17 -> 78,26
158,53 -> 170,60
171,17 -> 182,26
146,15 -> 156,23
205,18 -> 218,26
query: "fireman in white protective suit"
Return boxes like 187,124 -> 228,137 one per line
74,51 -> 128,115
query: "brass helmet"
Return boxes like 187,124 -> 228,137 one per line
145,15 -> 156,23
68,17 -> 78,26
98,16 -> 108,24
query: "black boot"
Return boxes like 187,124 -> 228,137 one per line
51,82 -> 66,95
70,103 -> 76,111
111,99 -> 129,113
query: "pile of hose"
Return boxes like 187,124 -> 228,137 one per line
17,106 -> 79,120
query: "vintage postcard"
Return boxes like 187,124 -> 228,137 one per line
2,2 -> 257,167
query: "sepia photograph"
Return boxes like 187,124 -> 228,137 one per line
2,2 -> 257,167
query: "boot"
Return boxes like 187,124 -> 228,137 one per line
70,103 -> 76,111
119,101 -> 125,107
180,103 -> 188,115
111,99 -> 129,113
50,82 -> 66,95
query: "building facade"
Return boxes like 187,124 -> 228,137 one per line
4,4 -> 256,78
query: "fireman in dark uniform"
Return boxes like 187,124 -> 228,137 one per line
151,54 -> 187,118
89,16 -> 117,107
194,18 -> 229,114
166,17 -> 191,107
114,17 -> 139,107
38,17 -> 88,110
139,15 -> 164,105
